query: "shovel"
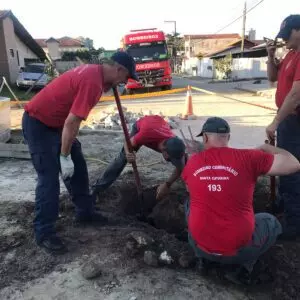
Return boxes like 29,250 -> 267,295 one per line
112,87 -> 145,218
265,138 -> 276,211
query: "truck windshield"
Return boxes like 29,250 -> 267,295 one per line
126,42 -> 168,62
24,65 -> 45,73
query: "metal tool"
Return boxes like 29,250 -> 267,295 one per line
265,138 -> 276,204
112,87 -> 144,213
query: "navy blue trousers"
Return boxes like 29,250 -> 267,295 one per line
277,115 -> 300,232
22,112 -> 94,242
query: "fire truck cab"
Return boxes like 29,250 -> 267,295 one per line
121,28 -> 172,94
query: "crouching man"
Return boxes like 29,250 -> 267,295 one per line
182,117 -> 300,284
92,115 -> 186,200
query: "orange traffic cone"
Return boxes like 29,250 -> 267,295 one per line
182,85 -> 195,120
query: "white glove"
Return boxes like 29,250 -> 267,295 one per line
60,154 -> 74,180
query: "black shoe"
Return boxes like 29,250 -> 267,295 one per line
76,212 -> 108,225
196,258 -> 220,276
224,264 -> 273,285
37,235 -> 68,255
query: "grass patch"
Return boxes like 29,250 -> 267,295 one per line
0,85 -> 38,101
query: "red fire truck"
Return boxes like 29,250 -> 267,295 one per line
121,28 -> 172,94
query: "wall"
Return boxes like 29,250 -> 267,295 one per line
184,37 -> 239,58
0,19 -> 10,82
15,35 -> 38,67
181,57 -> 213,78
46,41 -> 61,60
60,47 -> 87,52
2,17 -> 19,83
231,57 -> 268,80
55,61 -> 80,73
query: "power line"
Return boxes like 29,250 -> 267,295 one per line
214,0 -> 264,34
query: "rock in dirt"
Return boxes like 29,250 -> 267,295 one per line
178,254 -> 196,268
129,231 -> 154,247
129,297 -> 137,300
125,239 -> 139,257
81,259 -> 102,280
159,251 -> 173,265
144,251 -> 158,267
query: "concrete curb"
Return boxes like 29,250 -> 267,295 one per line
234,87 -> 275,97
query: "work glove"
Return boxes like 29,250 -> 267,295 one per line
60,154 -> 74,180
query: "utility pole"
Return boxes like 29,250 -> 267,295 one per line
241,1 -> 247,55
164,20 -> 177,72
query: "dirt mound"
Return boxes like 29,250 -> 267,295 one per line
1,175 -> 300,299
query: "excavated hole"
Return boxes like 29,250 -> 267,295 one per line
112,176 -> 273,243
117,183 -> 189,241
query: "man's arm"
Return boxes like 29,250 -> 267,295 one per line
272,81 -> 300,125
61,113 -> 83,155
166,167 -> 182,187
257,143 -> 300,176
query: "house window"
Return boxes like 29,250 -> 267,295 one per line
16,50 -> 20,66
9,49 -> 14,58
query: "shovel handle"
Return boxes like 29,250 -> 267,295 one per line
265,138 -> 276,202
112,87 -> 142,193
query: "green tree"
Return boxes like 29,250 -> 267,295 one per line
213,53 -> 233,79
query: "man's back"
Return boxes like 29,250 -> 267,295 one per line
25,64 -> 103,128
133,115 -> 174,150
182,147 -> 273,255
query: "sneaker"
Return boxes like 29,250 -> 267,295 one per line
76,212 -> 108,225
37,235 -> 68,255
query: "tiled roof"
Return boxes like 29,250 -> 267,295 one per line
35,37 -> 84,48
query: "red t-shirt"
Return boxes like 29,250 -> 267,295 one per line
182,147 -> 274,256
133,115 -> 175,151
25,64 -> 104,128
276,50 -> 300,108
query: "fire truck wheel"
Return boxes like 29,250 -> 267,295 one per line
162,85 -> 172,91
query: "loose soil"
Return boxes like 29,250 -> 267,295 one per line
1,130 -> 300,300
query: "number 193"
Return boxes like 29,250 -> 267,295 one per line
208,184 -> 222,192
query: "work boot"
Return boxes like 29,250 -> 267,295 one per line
75,211 -> 108,225
37,235 -> 68,255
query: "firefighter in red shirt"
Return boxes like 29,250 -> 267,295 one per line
182,117 -> 300,284
92,115 -> 186,200
265,15 -> 300,239
22,52 -> 138,254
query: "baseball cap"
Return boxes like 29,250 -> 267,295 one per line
165,137 -> 186,170
111,51 -> 138,81
196,117 -> 230,137
276,14 -> 300,40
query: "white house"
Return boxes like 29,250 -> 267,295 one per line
35,37 -> 88,60
0,10 -> 46,84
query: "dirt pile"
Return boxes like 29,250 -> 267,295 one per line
81,105 -> 179,130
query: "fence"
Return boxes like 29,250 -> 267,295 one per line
55,61 -> 81,73
231,57 -> 268,80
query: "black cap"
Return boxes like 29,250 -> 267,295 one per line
196,117 -> 230,137
276,15 -> 300,40
165,137 -> 186,170
111,51 -> 138,81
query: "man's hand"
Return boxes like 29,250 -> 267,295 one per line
266,40 -> 276,58
266,118 -> 279,141
60,154 -> 74,180
125,151 -> 136,163
156,182 -> 170,201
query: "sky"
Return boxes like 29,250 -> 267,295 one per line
1,0 -> 299,49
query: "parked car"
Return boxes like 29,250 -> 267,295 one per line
16,63 -> 49,90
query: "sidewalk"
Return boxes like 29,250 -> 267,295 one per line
233,79 -> 276,97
